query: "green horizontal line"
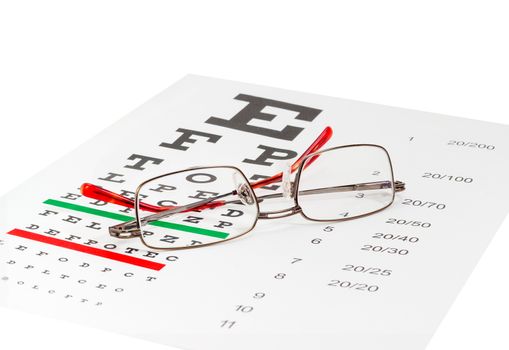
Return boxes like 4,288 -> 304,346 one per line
43,199 -> 229,239
45,199 -> 133,221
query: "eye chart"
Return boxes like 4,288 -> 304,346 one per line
1,75 -> 508,350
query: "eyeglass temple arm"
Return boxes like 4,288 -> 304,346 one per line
251,180 -> 406,203
109,191 -> 234,238
80,183 -> 225,213
250,126 -> 333,189
81,183 -> 227,238
79,126 -> 334,211
134,180 -> 406,226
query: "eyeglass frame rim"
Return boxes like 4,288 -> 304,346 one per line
293,143 -> 396,222
134,165 -> 261,250
132,143 -> 397,250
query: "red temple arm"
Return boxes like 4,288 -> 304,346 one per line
80,183 -> 224,213
80,126 -> 333,211
250,126 -> 333,189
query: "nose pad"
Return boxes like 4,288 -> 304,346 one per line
237,183 -> 255,205
282,162 -> 293,198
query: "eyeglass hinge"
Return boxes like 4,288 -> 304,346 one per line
109,222 -> 141,239
394,180 -> 406,192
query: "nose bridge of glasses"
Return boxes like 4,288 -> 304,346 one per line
258,205 -> 302,219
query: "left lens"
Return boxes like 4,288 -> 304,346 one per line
135,166 -> 259,249
296,145 -> 395,221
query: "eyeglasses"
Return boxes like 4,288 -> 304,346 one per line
80,127 -> 405,250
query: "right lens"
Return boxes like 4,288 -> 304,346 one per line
296,145 -> 395,221
135,166 -> 259,249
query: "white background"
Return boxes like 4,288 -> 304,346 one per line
0,1 -> 508,349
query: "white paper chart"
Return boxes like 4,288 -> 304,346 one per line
1,75 -> 508,350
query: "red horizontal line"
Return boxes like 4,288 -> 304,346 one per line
7,229 -> 165,271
